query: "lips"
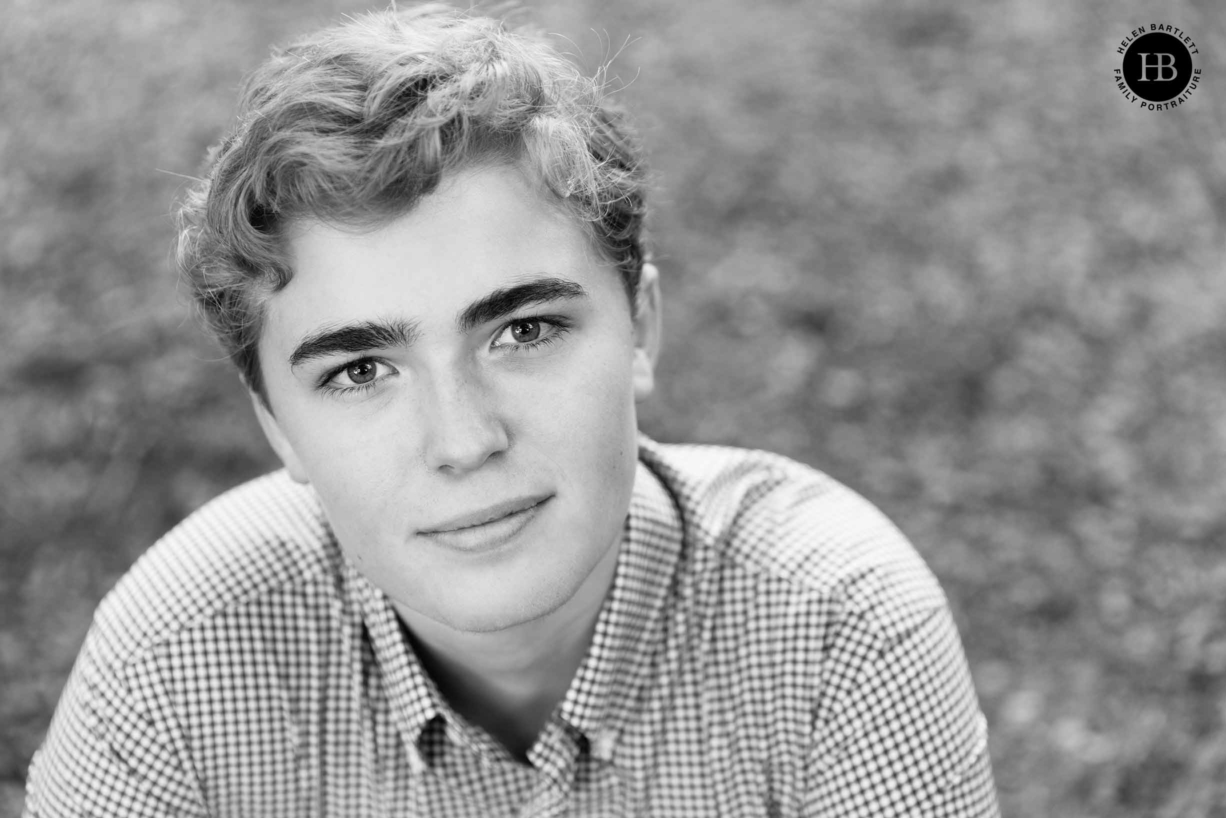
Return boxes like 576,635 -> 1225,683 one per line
416,494 -> 551,556
419,494 -> 552,534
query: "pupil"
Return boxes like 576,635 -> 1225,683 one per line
347,362 -> 376,384
513,320 -> 541,342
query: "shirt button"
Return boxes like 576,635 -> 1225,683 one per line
592,730 -> 617,762
519,789 -> 564,818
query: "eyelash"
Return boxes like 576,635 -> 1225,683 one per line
317,314 -> 573,397
491,314 -> 572,352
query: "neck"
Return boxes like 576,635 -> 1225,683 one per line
395,541 -> 620,760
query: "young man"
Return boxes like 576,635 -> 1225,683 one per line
26,5 -> 998,816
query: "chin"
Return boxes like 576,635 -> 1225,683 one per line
436,607 -> 552,635
419,573 -> 579,635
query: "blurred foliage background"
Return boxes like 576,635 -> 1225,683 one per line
1,0 -> 1224,814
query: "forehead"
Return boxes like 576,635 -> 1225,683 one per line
261,164 -> 617,339
293,162 -> 591,259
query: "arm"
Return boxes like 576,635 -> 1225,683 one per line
803,591 -> 998,816
24,633 -> 206,818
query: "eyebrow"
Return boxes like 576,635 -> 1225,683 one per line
286,276 -> 588,368
456,276 -> 588,334
289,319 -> 420,368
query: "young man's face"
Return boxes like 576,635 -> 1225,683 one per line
253,163 -> 659,634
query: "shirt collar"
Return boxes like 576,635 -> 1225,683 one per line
347,562 -> 441,770
347,434 -> 686,764
555,436 -> 685,755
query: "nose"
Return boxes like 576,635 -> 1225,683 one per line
419,368 -> 509,474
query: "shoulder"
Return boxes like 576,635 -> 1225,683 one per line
86,470 -> 341,671
638,437 -> 945,623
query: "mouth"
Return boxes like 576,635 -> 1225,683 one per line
418,494 -> 551,554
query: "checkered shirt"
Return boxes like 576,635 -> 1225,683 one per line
25,435 -> 998,817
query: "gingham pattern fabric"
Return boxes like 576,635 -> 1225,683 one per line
25,436 -> 998,817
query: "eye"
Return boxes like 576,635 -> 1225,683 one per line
343,361 -> 379,385
507,319 -> 542,343
321,358 -> 395,393
491,316 -> 570,351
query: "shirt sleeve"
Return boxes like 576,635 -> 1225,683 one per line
803,586 -> 999,817
24,631 -> 207,818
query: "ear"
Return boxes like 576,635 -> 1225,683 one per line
250,392 -> 311,484
631,262 -> 662,402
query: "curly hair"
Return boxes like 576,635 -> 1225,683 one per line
175,4 -> 649,403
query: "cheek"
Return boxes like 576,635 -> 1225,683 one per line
280,413 -> 405,543
278,382 -> 404,473
537,333 -> 637,443
552,343 -> 641,508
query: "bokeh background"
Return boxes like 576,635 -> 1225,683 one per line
2,0 -> 1223,814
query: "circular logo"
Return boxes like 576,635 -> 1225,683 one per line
1113,25 -> 1201,110
1122,32 -> 1193,101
